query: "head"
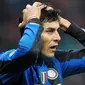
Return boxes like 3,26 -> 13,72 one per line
40,8 -> 61,57
18,7 -> 61,58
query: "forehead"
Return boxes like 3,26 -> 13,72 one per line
43,20 -> 60,30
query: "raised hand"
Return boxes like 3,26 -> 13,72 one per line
18,2 -> 46,28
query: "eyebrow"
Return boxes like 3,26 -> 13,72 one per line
45,27 -> 60,31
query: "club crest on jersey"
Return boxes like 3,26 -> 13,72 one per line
48,68 -> 58,80
40,72 -> 47,84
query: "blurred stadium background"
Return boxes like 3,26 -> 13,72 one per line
1,0 -> 85,85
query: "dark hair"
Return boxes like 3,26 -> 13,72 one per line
19,8 -> 59,36
40,8 -> 59,23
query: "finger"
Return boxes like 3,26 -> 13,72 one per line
26,4 -> 31,8
18,21 -> 25,28
57,15 -> 62,20
32,2 -> 42,7
39,4 -> 47,9
22,9 -> 27,13
45,6 -> 53,11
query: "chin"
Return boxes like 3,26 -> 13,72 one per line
46,53 -> 54,58
41,50 -> 55,58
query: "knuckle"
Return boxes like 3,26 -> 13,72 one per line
26,4 -> 31,8
23,9 -> 27,13
22,9 -> 25,13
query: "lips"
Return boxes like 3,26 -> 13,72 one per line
49,45 -> 57,51
50,46 -> 56,49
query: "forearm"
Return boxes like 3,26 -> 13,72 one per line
0,19 -> 41,73
61,55 -> 85,78
65,22 -> 85,46
11,24 -> 40,59
59,16 -> 85,46
13,18 -> 41,59
0,18 -> 41,61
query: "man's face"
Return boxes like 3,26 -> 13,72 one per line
41,20 -> 61,57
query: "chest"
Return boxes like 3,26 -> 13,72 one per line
32,63 -> 62,85
24,58 -> 62,85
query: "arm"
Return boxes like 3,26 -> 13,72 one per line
59,16 -> 85,46
0,21 -> 40,61
55,48 -> 85,62
0,2 -> 45,73
55,17 -> 85,61
60,29 -> 85,78
61,55 -> 85,78
0,19 -> 42,73
57,17 -> 85,78
66,22 -> 85,46
0,2 -> 44,61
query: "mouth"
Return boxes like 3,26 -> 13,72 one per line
49,45 -> 57,51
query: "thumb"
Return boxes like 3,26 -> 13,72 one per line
18,21 -> 26,28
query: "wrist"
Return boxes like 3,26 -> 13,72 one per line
28,16 -> 39,21
27,18 -> 41,25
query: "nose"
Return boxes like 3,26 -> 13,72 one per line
53,31 -> 61,42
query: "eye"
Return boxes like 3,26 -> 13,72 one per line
46,28 -> 55,34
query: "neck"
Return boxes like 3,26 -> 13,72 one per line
36,52 -> 54,66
